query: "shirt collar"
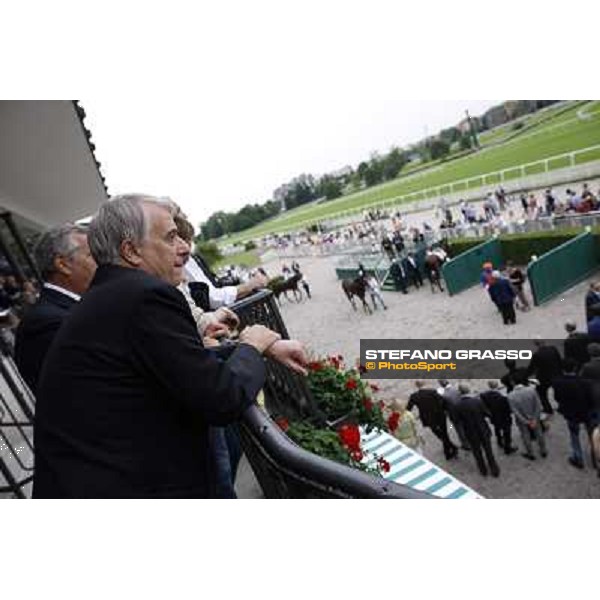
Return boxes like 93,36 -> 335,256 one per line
43,282 -> 81,301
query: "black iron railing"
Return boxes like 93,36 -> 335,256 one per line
0,350 -> 35,498
231,289 -> 433,499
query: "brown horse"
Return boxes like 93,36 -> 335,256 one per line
342,277 -> 372,314
269,273 -> 303,303
424,253 -> 445,293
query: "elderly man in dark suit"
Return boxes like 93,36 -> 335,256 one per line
33,194 -> 307,498
528,338 -> 562,415
552,358 -> 593,469
455,383 -> 500,477
408,381 -> 457,459
14,224 -> 96,393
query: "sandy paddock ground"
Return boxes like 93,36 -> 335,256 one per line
252,254 -> 600,499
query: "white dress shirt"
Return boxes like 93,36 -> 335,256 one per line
43,282 -> 81,302
183,257 -> 237,309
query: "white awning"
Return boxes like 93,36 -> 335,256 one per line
0,101 -> 107,230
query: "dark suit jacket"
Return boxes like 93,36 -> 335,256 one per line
455,395 -> 492,441
564,332 -> 591,368
551,374 -> 592,423
407,389 -> 445,428
479,389 -> 512,426
33,265 -> 266,498
14,287 -> 78,393
528,345 -> 563,383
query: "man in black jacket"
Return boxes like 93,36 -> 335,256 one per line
456,384 -> 500,477
552,358 -> 593,469
563,322 -> 590,370
480,380 -> 517,454
527,339 -> 562,414
14,224 -> 96,393
33,195 -> 307,498
408,381 -> 457,459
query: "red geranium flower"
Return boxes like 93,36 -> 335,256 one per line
337,354 -> 344,362
308,361 -> 322,371
363,397 -> 373,411
369,383 -> 380,392
275,417 -> 289,432
387,411 -> 401,432
378,457 -> 391,473
345,379 -> 358,390
338,424 -> 361,451
350,449 -> 364,462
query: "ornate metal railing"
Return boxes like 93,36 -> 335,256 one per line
0,343 -> 35,499
231,289 -> 433,498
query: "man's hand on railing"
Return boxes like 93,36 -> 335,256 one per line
264,339 -> 309,376
236,273 -> 269,299
239,325 -> 281,354
213,306 -> 240,330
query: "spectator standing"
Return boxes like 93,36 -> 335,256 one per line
527,338 -> 562,415
508,371 -> 547,461
563,322 -> 590,370
488,270 -> 517,325
455,384 -> 500,477
552,358 -> 593,469
437,379 -> 470,450
407,381 -> 458,460
480,380 -> 517,454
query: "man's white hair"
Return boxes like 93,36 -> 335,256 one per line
88,194 -> 174,266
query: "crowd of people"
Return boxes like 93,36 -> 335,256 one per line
391,332 -> 600,479
8,194 -> 310,498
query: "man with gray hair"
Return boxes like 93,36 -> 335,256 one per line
455,383 -> 500,477
33,194 -> 307,498
14,223 -> 96,393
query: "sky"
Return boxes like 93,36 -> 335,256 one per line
83,97 -> 499,228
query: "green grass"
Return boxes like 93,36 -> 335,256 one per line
213,250 -> 261,270
220,101 -> 600,246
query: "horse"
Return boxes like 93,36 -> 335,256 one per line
424,252 -> 445,293
341,276 -> 372,314
268,273 -> 303,303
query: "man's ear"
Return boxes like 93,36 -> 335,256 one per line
53,255 -> 71,276
120,240 -> 143,266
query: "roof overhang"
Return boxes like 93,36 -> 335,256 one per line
0,100 -> 108,231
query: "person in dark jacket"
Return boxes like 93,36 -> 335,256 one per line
437,379 -> 470,450
403,253 -> 423,288
501,359 -> 525,393
33,195 -> 308,498
456,383 -> 500,477
408,381 -> 457,459
528,338 -> 562,414
563,322 -> 590,370
389,259 -> 408,294
14,224 -> 96,393
488,271 -> 516,324
585,282 -> 600,323
552,358 -> 593,469
480,380 -> 517,454
587,303 -> 600,337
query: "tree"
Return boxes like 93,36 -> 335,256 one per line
382,147 -> 408,181
428,138 -> 450,161
458,133 -> 473,151
317,175 -> 343,200
195,240 -> 222,267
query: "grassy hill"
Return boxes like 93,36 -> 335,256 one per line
220,100 -> 600,246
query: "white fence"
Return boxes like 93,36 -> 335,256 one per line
318,144 -> 600,230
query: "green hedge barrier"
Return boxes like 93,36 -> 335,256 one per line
447,228 -> 600,266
